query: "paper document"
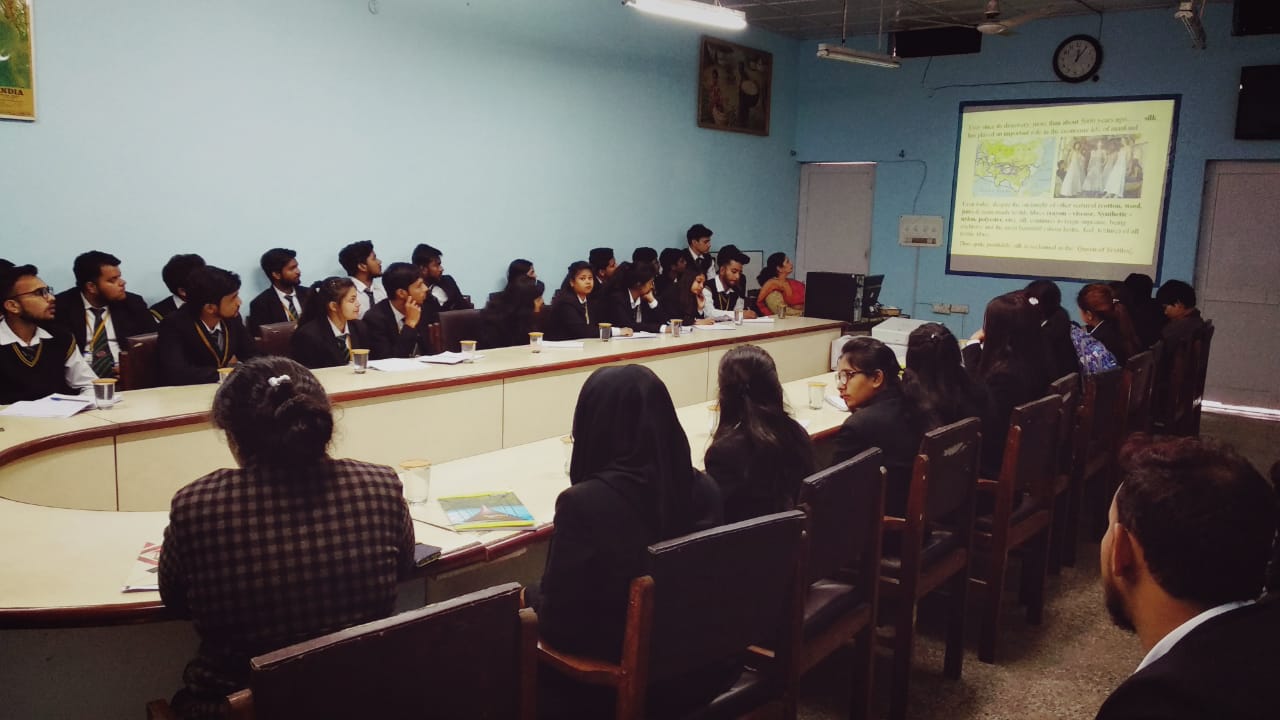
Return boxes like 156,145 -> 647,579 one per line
419,351 -> 485,365
825,394 -> 849,412
540,340 -> 584,349
368,358 -> 424,372
741,317 -> 775,324
614,331 -> 660,340
692,323 -> 737,331
121,541 -> 162,593
0,393 -> 94,418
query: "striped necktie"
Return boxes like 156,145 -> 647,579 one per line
284,294 -> 298,322
88,307 -> 113,377
337,333 -> 351,362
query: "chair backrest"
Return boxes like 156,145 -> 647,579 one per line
916,416 -> 983,525
246,582 -> 534,720
1048,373 -> 1081,480
438,309 -> 484,353
255,321 -> 297,358
1122,348 -> 1157,435
644,510 -> 806,684
1192,321 -> 1214,405
117,332 -> 160,391
1082,367 -> 1126,452
1000,394 -> 1061,507
798,448 -> 886,584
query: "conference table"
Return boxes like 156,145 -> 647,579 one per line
0,317 -> 847,718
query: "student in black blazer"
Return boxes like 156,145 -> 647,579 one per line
682,223 -> 715,278
525,365 -> 724,717
655,247 -> 686,297
479,275 -> 544,349
902,323 -> 988,432
53,250 -> 156,378
363,262 -> 431,359
157,266 -> 256,386
963,291 -> 1053,479
832,337 -> 925,516
290,277 -> 369,369
586,247 -> 616,301
149,253 -> 206,322
411,243 -> 472,325
545,262 -> 601,341
706,245 -> 758,319
246,248 -> 312,336
604,262 -> 663,334
656,268 -> 717,328
705,345 -> 815,524
1095,435 -> 1279,720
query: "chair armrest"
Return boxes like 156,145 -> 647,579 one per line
882,516 -> 906,531
145,700 -> 177,720
537,641 -> 625,687
977,478 -> 999,491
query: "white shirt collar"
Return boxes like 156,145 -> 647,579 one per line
172,295 -> 186,309
390,303 -> 406,329
690,248 -> 704,260
273,285 -> 299,306
350,277 -> 370,292
0,318 -> 52,347
328,318 -> 348,337
81,292 -> 106,314
1134,600 -> 1253,674
200,318 -> 222,335
711,275 -> 731,293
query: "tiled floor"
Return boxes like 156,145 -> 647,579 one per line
796,411 -> 1280,719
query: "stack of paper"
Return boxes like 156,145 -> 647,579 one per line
419,351 -> 485,365
0,393 -> 94,418
540,340 -> 585,349
368,358 -> 423,372
693,323 -> 737,332
614,331 -> 660,340
742,317 -> 776,324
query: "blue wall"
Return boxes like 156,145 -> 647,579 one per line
1,0 -> 801,302
795,5 -> 1280,337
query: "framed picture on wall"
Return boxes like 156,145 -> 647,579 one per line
697,36 -> 771,137
0,0 -> 36,121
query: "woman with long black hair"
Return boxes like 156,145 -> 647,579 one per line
656,267 -> 716,327
527,365 -> 723,717
902,322 -> 986,431
290,276 -> 368,368
544,261 -> 599,341
479,274 -> 544,348
705,345 -> 815,523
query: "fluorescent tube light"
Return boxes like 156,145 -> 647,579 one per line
816,43 -> 900,69
624,0 -> 747,31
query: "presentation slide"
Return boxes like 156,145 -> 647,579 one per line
947,97 -> 1178,281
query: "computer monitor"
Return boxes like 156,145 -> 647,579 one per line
804,272 -> 886,321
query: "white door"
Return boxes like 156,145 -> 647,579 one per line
1194,160 -> 1280,411
795,163 -> 875,280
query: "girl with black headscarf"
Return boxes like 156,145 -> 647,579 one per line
527,365 -> 723,716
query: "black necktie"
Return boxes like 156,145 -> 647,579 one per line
337,333 -> 351,361
364,289 -> 375,307
210,327 -> 225,354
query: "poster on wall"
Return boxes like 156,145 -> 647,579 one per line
0,0 -> 34,121
697,36 -> 770,137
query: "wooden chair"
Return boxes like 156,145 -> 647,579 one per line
1121,347 -> 1158,437
1152,321 -> 1214,436
117,332 -> 160,391
1046,373 -> 1081,573
1076,367 -> 1128,539
796,449 -> 886,720
878,417 -> 982,720
254,321 -> 297,358
438,309 -> 484,353
971,394 -> 1061,664
146,582 -> 536,720
1186,322 -> 1215,436
537,510 -> 807,720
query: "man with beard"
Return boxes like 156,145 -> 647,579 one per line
0,264 -> 96,403
1096,434 -> 1280,720
53,250 -> 157,378
246,247 -> 312,336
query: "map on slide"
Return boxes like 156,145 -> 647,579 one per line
972,138 -> 1054,197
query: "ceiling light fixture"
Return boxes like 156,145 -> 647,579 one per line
623,0 -> 747,31
816,0 -> 900,69
816,44 -> 901,69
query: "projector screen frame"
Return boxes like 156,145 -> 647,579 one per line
944,94 -> 1182,285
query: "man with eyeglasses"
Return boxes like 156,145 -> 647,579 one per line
0,264 -> 96,405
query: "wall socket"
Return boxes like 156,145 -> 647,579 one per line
950,304 -> 969,314
932,303 -> 951,315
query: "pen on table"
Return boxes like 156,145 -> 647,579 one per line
50,396 -> 90,403
413,518 -> 457,533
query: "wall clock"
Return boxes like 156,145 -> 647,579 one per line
1053,34 -> 1103,83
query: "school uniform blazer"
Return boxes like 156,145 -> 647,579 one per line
1088,320 -> 1134,367
53,288 -> 156,353
421,274 -> 472,324
545,293 -> 599,341
962,343 -> 1044,479
157,306 -> 256,386
362,299 -> 431,359
656,285 -> 701,326
604,290 -> 664,334
1041,307 -> 1082,383
246,286 -> 313,337
831,385 -> 922,517
149,296 -> 180,322
1095,601 -> 1280,720
289,319 -> 368,369
705,424 -> 814,525
681,248 -> 713,278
